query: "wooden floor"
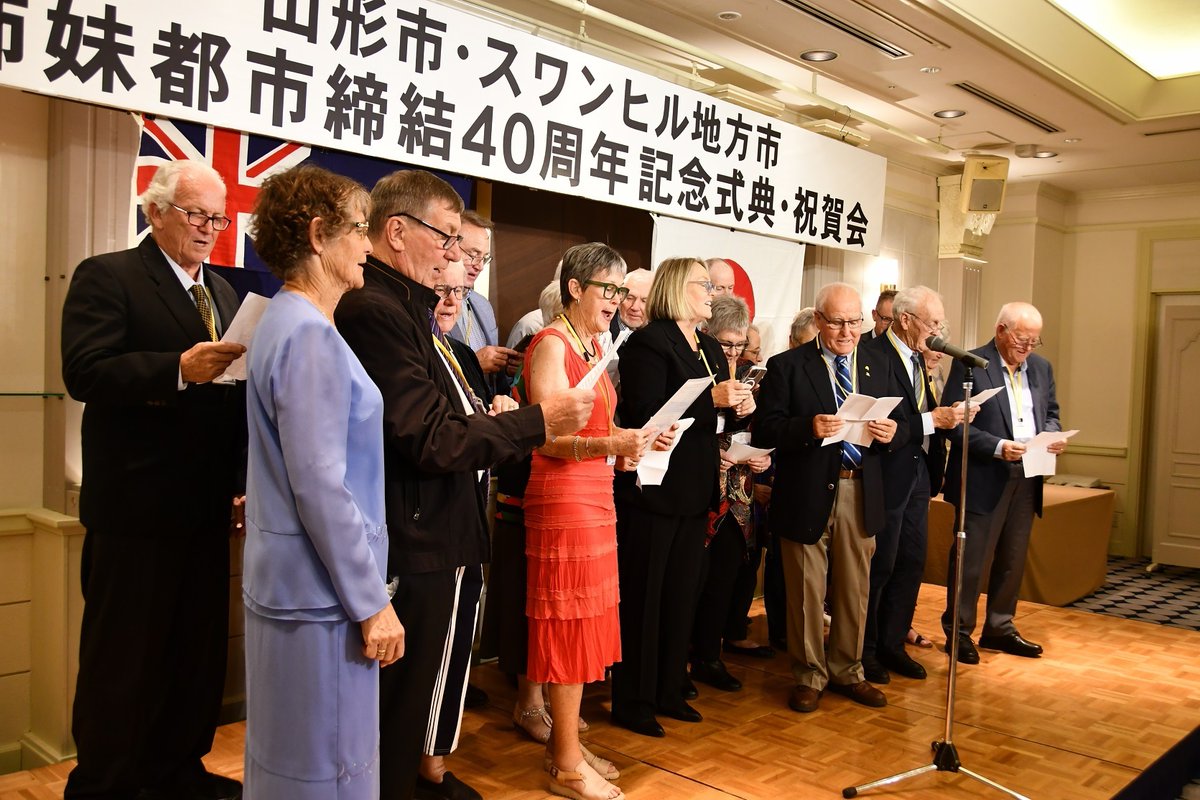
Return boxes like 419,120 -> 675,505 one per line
5,584 -> 1200,800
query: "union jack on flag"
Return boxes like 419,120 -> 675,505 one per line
135,115 -> 311,272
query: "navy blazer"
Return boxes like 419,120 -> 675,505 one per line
752,340 -> 907,545
863,332 -> 946,509
939,340 -> 1060,516
62,235 -> 245,538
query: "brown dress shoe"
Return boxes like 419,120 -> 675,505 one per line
788,685 -> 822,713
828,680 -> 887,708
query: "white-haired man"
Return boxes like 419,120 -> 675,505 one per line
61,159 -> 247,800
705,258 -> 737,296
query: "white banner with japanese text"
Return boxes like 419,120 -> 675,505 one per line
0,0 -> 887,252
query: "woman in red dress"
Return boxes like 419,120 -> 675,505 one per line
524,242 -> 665,800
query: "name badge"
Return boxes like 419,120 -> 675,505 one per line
716,415 -> 726,434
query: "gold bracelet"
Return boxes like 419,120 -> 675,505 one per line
572,435 -> 582,462
585,437 -> 593,458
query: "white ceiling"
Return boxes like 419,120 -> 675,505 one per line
474,0 -> 1200,193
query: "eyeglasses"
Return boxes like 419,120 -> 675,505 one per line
349,221 -> 369,238
1001,326 -> 1044,350
743,346 -> 762,357
815,310 -> 863,331
170,203 -> 230,231
717,339 -> 748,354
905,312 -> 949,337
583,280 -> 630,301
689,280 -> 717,293
462,250 -> 493,267
875,313 -> 894,323
392,213 -> 463,250
432,284 -> 466,300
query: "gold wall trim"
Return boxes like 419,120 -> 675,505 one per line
1069,445 -> 1128,458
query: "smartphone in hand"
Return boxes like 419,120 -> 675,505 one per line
741,365 -> 767,389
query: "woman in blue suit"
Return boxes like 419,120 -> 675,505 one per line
243,165 -> 404,800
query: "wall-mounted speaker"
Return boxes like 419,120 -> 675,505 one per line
959,155 -> 1010,214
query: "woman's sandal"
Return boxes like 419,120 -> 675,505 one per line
548,759 -> 624,800
544,743 -> 620,780
545,701 -> 591,733
906,628 -> 934,648
513,704 -> 553,744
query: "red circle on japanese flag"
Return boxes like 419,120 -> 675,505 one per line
721,258 -> 756,321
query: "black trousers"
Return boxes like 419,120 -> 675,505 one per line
425,565 -> 484,757
611,506 -> 707,721
763,527 -> 787,645
691,515 -> 749,662
65,530 -> 229,800
479,515 -> 528,676
379,569 -> 458,800
863,457 -> 930,662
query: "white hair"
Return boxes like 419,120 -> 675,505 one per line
623,268 -> 652,290
892,286 -> 942,319
139,160 -> 224,224
538,281 -> 563,325
813,281 -> 860,314
996,301 -> 1042,329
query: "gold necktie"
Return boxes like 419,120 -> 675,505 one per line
190,284 -> 218,342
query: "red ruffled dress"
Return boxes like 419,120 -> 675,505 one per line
524,328 -> 622,684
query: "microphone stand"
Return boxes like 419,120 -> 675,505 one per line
842,365 -> 1028,800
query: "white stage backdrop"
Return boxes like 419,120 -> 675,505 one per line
652,215 -> 805,360
0,0 -> 886,253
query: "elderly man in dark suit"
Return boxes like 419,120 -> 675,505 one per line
861,286 -> 973,685
753,282 -> 905,714
940,301 -> 1065,663
61,159 -> 247,800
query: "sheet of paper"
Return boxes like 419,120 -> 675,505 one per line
215,293 -> 270,382
637,417 -> 694,487
725,432 -> 774,464
577,328 -> 631,391
821,394 -> 902,447
641,377 -> 713,435
1022,429 -> 1079,478
970,386 -> 1004,405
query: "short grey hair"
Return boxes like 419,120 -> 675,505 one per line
559,242 -> 627,306
708,294 -> 750,337
790,307 -> 815,346
892,286 -> 942,320
623,268 -> 652,291
538,281 -> 563,325
996,301 -> 1042,329
813,281 -> 860,315
140,160 -> 224,223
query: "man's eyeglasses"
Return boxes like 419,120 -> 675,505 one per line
1001,326 -> 1044,350
689,280 -> 717,293
905,312 -> 948,337
462,250 -> 493,267
433,284 -> 466,300
170,203 -> 230,231
717,339 -> 748,354
392,213 -> 463,250
583,280 -> 630,301
349,221 -> 369,238
815,310 -> 863,331
875,313 -> 894,324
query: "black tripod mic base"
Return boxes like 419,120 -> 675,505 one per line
932,740 -> 962,771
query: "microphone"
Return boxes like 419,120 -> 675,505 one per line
926,336 -> 989,370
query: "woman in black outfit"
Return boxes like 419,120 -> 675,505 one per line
611,257 -> 755,737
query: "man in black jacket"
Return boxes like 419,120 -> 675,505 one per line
753,282 -> 905,715
336,170 -> 591,800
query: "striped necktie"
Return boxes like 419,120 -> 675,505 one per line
911,353 -> 927,412
834,355 -> 862,469
190,284 -> 218,342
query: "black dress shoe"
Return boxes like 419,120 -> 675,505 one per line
862,657 -> 890,685
723,641 -> 776,659
879,649 -> 927,680
682,678 -> 699,700
414,771 -> 483,800
945,634 -> 980,664
690,660 -> 743,692
463,683 -> 489,709
611,712 -> 665,738
769,636 -> 787,652
657,701 -> 703,723
979,632 -> 1043,658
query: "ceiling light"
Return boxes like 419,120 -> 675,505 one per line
800,49 -> 839,62
919,66 -> 941,74
715,10 -> 741,21
933,109 -> 966,119
1034,150 -> 1058,158
1064,137 -> 1082,143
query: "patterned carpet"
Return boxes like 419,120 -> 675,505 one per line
1069,557 -> 1200,632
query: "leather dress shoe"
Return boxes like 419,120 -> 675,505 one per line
611,712 -> 665,738
788,685 -> 821,713
769,636 -> 787,652
828,680 -> 887,708
681,678 -> 699,700
723,641 -> 776,658
463,683 -> 489,709
861,656 -> 890,685
657,701 -> 703,723
979,632 -> 1043,658
690,659 -> 743,692
945,634 -> 980,664
879,649 -> 927,680
414,771 -> 483,800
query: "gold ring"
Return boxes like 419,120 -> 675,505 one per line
376,647 -> 386,656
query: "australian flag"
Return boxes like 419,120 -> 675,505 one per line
135,115 -> 475,299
